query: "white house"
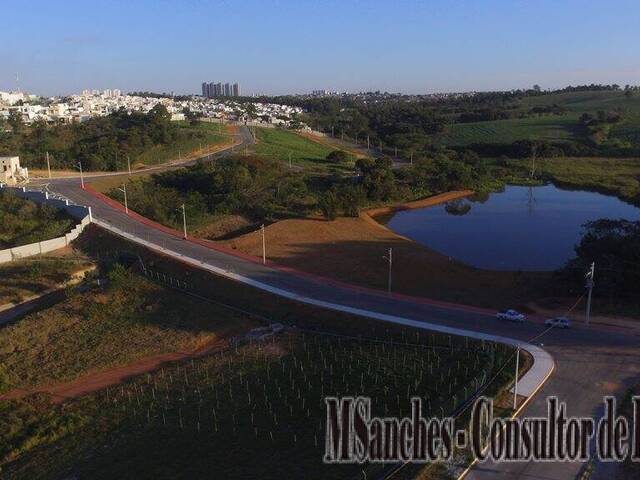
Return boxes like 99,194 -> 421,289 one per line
0,156 -> 29,185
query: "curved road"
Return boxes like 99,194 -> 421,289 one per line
30,126 -> 640,480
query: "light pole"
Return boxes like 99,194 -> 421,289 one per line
585,262 -> 595,326
383,248 -> 392,295
46,151 -> 51,179
76,161 -> 84,189
288,152 -> 292,169
118,183 -> 128,214
179,204 -> 187,239
513,347 -> 520,410
261,224 -> 266,265
127,155 -> 132,176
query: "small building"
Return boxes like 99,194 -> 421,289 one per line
0,156 -> 29,185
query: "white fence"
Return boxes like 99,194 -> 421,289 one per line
0,184 -> 92,264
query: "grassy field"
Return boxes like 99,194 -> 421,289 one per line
127,121 -> 232,169
0,227 -> 522,478
253,127 -> 354,173
0,322 -> 517,480
0,191 -> 75,249
492,156 -> 640,205
0,251 -> 93,305
436,114 -> 580,146
435,90 -> 640,150
0,264 -> 254,394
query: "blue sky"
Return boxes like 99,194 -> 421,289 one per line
1,0 -> 639,96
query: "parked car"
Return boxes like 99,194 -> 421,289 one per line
545,317 -> 571,329
496,309 -> 525,322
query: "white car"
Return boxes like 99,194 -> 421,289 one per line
545,317 -> 571,329
496,309 -> 525,322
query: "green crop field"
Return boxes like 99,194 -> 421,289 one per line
253,127 -> 353,173
435,91 -> 640,150
436,114 -> 580,146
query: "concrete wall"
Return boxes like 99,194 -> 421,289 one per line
0,184 -> 92,264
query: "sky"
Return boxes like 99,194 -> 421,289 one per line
1,0 -> 639,96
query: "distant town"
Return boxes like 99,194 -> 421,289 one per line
0,88 -> 305,128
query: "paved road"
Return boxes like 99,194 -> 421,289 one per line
32,126 -> 640,480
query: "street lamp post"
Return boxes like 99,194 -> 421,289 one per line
180,204 -> 187,239
76,161 -> 84,189
46,151 -> 51,179
261,224 -> 266,265
383,248 -> 392,295
585,262 -> 595,325
118,183 -> 128,214
127,156 -> 132,176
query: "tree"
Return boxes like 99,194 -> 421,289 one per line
326,150 -> 350,163
7,110 -> 24,135
318,190 -> 339,220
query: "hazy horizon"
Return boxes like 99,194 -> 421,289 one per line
2,0 -> 639,97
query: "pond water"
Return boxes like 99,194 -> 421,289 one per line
386,184 -> 640,271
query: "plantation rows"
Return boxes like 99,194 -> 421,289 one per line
82,331 -> 513,478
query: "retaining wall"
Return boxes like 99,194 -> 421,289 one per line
0,184 -> 92,264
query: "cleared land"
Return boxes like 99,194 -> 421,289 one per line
253,127 -> 354,173
223,212 -> 550,309
0,323 -> 517,480
0,191 -> 74,249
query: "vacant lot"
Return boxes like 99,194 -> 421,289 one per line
253,127 -> 353,173
223,212 -> 551,309
0,328 -> 517,479
0,264 -> 254,394
0,250 -> 93,305
0,191 -> 74,249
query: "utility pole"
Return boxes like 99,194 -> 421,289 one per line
331,125 -> 334,137
127,156 -> 132,176
366,135 -> 370,151
46,151 -> 51,179
118,183 -> 128,213
383,248 -> 393,295
76,161 -> 84,189
513,347 -> 520,409
180,204 -> 187,239
585,262 -> 595,326
261,224 -> 266,265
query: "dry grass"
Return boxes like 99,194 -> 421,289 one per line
222,210 -> 551,309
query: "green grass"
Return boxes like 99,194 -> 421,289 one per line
436,91 -> 640,150
493,156 -> 640,205
132,121 -> 230,167
0,265 -> 254,394
0,191 -> 75,249
253,127 -> 353,173
436,114 -> 580,146
0,255 -> 93,305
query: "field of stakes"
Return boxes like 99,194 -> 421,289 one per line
1,327 -> 518,480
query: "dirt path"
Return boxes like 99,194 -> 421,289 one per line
0,338 -> 229,404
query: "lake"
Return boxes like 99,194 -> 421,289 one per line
386,185 -> 640,271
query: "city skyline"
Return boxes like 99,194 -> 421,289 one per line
1,0 -> 639,96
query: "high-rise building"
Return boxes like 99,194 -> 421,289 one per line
201,81 -> 241,97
